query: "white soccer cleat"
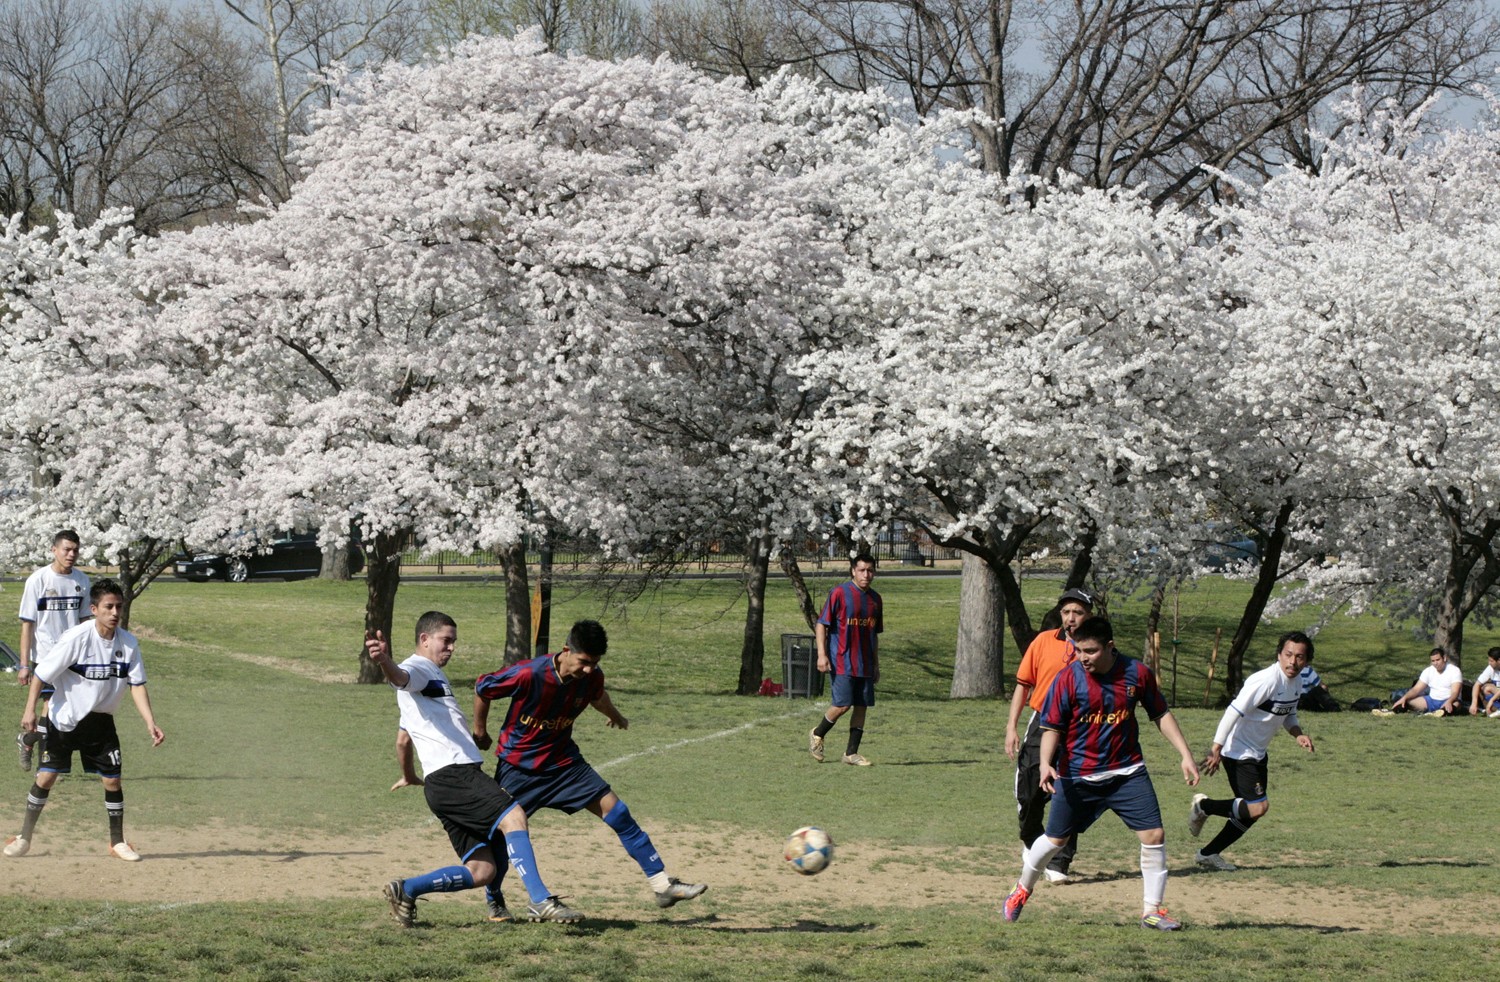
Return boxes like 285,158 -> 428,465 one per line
1195,849 -> 1236,871
110,841 -> 141,862
1187,793 -> 1209,837
842,752 -> 872,766
4,835 -> 30,858
1042,867 -> 1070,884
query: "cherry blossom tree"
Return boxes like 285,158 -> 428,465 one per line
1221,93 -> 1500,667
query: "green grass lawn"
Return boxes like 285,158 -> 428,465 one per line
0,574 -> 1496,980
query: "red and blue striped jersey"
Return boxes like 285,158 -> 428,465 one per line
818,581 -> 882,678
474,653 -> 604,770
1040,654 -> 1168,779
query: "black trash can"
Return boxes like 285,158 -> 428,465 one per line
781,633 -> 823,698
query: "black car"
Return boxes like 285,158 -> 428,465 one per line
172,531 -> 364,582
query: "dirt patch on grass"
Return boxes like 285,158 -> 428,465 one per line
0,819 -> 1477,936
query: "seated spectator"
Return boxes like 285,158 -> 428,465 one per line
1469,647 -> 1500,718
1296,651 -> 1339,711
1390,648 -> 1462,716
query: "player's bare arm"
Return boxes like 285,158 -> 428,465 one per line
814,622 -> 830,675
1037,727 -> 1061,793
365,630 -> 410,688
471,690 -> 493,749
592,690 -> 628,729
17,619 -> 34,686
1200,744 -> 1223,776
1287,726 -> 1314,753
19,673 -> 45,732
1153,712 -> 1200,786
392,729 -> 423,790
131,685 -> 165,746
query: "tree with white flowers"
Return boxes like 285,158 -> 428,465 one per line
1220,94 -> 1500,667
798,173 -> 1221,694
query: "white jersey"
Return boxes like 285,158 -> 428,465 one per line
1419,663 -> 1463,702
392,653 -> 484,774
1214,661 -> 1301,761
19,564 -> 91,660
35,620 -> 147,732
1477,665 -> 1500,688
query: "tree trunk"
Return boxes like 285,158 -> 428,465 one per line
779,543 -> 819,633
1064,527 -> 1096,590
113,537 -> 176,631
1429,496 -> 1500,669
1225,499 -> 1295,696
737,532 -> 774,695
534,530 -> 554,657
497,540 -> 531,666
319,543 -> 353,580
952,552 -> 1005,698
1144,581 -> 1166,664
358,529 -> 405,684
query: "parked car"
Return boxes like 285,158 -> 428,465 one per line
172,531 -> 364,582
0,639 -> 19,673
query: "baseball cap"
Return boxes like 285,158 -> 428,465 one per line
1058,588 -> 1094,609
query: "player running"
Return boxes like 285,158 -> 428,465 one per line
368,613 -> 577,926
1001,616 -> 1199,930
1189,631 -> 1316,871
472,619 -> 707,916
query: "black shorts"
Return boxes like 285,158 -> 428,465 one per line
1223,755 -> 1269,804
424,762 -> 518,863
39,713 -> 122,778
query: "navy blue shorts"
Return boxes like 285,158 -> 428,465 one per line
830,673 -> 876,708
496,758 -> 611,815
1045,769 -> 1163,837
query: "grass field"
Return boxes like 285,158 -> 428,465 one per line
1,572 -> 1497,981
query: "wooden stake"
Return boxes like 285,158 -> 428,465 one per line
1204,628 -> 1221,707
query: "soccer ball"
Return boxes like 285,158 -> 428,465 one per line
784,826 -> 834,875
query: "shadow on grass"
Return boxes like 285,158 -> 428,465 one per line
881,759 -> 983,767
1209,921 -> 1362,934
527,915 -> 881,936
144,848 -> 380,861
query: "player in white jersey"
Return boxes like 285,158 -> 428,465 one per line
1187,631 -> 1315,871
16,530 -> 91,771
4,578 -> 164,861
1469,648 -> 1500,717
366,611 -> 577,928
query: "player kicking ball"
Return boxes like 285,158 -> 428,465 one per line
1002,616 -> 1200,930
368,613 -> 579,927
472,619 -> 707,917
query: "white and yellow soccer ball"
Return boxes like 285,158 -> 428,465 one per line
784,826 -> 834,875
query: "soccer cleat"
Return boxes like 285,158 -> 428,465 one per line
808,728 -> 825,763
655,877 -> 708,908
1195,850 -> 1236,871
486,890 -> 515,923
1140,907 -> 1182,931
1187,793 -> 1209,837
1370,708 -> 1395,717
842,752 -> 872,766
110,841 -> 141,862
1489,710 -> 1500,719
1001,883 -> 1030,922
3,835 -> 30,858
1042,867 -> 1070,884
527,896 -> 583,923
1428,708 -> 1447,718
383,879 -> 416,928
16,732 -> 31,772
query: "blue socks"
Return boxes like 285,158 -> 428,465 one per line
504,829 -> 552,904
403,865 -> 474,898
604,799 -> 665,877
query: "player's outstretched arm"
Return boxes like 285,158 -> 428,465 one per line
592,690 -> 628,729
1153,712 -> 1200,786
130,685 -> 165,747
365,631 -> 409,688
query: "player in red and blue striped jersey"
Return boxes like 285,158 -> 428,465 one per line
808,553 -> 882,766
472,619 -> 707,913
1001,617 -> 1200,931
